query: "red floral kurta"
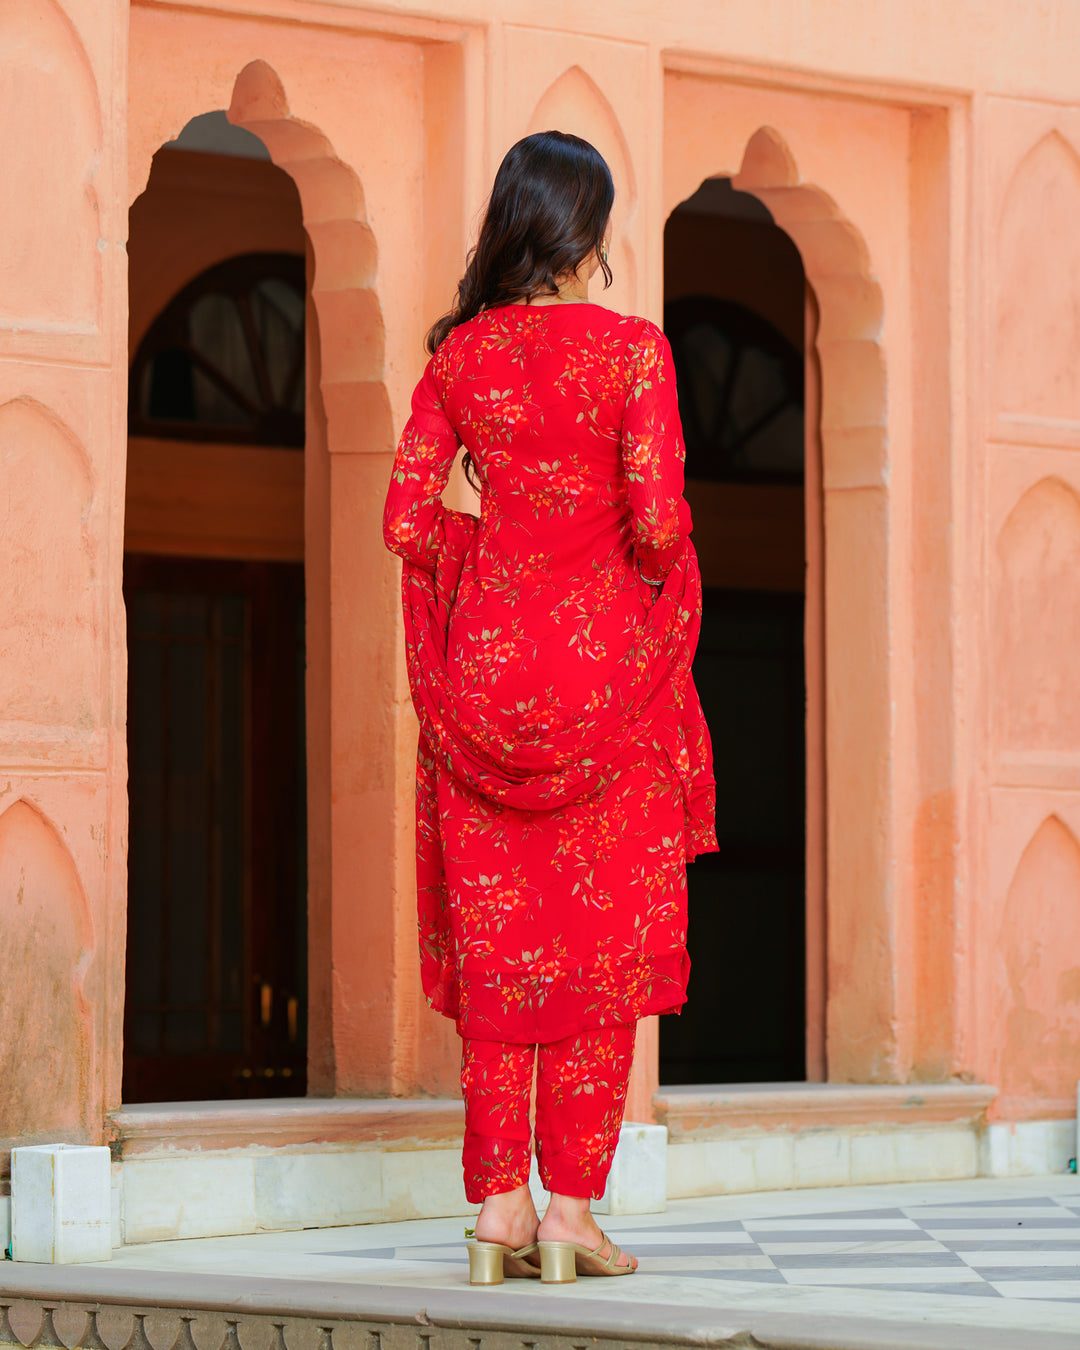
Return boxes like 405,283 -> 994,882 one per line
384,303 -> 716,1044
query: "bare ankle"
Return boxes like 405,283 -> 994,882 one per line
473,1183 -> 538,1247
538,1193 -> 635,1270
538,1192 -> 599,1238
544,1192 -> 591,1221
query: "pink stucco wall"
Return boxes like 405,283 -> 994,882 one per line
3,0 -> 1080,1154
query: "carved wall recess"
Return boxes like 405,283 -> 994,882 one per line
994,815 -> 1080,1111
994,477 -> 1080,757
996,131 -> 1080,428
0,799 -> 94,1144
0,398 -> 98,735
527,64 -> 639,314
0,0 -> 101,333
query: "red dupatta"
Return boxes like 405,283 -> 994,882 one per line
402,510 -> 717,1018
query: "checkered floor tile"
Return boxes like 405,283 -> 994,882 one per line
326,1194 -> 1080,1300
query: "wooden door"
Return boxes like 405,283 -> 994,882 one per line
122,555 -> 306,1102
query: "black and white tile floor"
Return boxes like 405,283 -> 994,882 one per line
104,1178 -> 1080,1343
328,1193 -> 1080,1302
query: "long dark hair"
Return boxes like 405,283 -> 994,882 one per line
427,130 -> 614,355
427,132 -> 614,489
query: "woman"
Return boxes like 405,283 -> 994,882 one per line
383,131 -> 716,1285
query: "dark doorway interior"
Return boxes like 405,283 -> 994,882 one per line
123,555 -> 307,1102
662,590 -> 806,1083
660,177 -> 808,1085
124,135 -> 309,1102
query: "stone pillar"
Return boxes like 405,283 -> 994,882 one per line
0,0 -> 130,1159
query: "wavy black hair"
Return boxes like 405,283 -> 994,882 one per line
427,130 -> 614,355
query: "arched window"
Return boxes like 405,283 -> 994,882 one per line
665,295 -> 804,483
129,253 -> 304,448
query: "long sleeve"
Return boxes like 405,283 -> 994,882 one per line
620,322 -> 692,584
383,354 -> 463,573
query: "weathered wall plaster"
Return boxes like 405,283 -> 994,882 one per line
2,0 -> 1079,1165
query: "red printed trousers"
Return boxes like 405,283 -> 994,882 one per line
460,1024 -> 636,1204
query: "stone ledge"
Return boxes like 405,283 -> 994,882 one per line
1,1264 -> 1078,1350
654,1082 -> 998,1141
107,1098 -> 465,1159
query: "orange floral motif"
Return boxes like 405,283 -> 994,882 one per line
384,302 -> 716,1045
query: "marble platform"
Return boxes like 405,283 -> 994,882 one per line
3,1175 -> 1080,1349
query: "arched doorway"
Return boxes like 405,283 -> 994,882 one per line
660,177 -> 813,1085
123,115 -> 308,1102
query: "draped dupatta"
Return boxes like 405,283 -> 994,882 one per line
402,510 -> 716,1018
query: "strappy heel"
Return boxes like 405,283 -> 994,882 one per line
538,1232 -> 636,1283
464,1228 -> 541,1284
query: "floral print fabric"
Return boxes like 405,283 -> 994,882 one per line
461,1025 -> 636,1202
384,303 -> 717,1044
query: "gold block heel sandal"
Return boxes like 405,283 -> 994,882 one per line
538,1233 -> 635,1284
464,1229 -> 541,1285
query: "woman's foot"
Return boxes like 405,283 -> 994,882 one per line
537,1192 -> 637,1270
473,1182 -> 540,1251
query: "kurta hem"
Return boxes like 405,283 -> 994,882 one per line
443,948 -> 690,1044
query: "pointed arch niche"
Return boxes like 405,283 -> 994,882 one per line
995,816 -> 1080,1114
995,478 -> 1080,755
0,397 -> 97,731
0,0 -> 102,334
995,131 -> 1080,424
125,59 -> 400,1102
663,120 -> 899,1088
526,65 -> 639,315
0,798 -> 94,1143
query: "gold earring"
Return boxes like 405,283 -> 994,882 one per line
600,241 -> 609,266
